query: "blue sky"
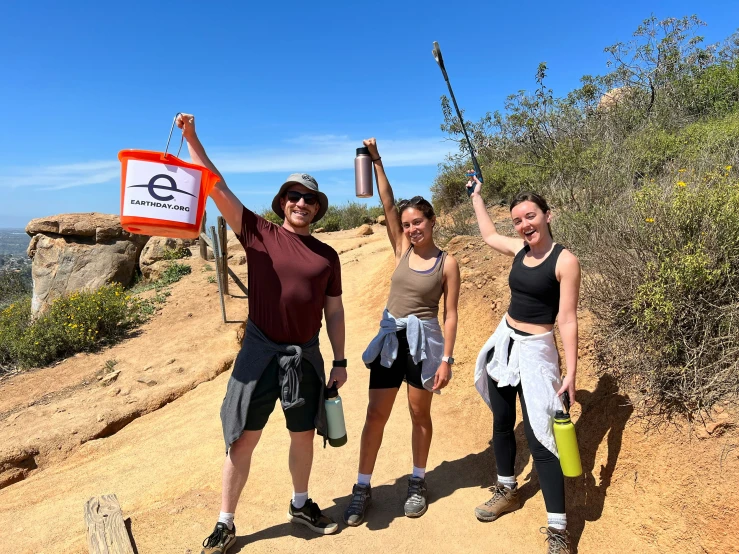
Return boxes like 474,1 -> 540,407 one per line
1,0 -> 738,229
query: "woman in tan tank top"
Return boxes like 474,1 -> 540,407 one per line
342,138 -> 461,525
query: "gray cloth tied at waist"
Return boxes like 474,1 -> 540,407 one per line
220,319 -> 327,452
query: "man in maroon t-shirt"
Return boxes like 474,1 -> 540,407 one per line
175,114 -> 347,553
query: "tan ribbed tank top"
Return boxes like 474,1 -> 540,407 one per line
386,246 -> 447,320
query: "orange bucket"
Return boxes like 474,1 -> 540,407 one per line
118,150 -> 219,239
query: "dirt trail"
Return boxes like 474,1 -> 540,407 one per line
0,225 -> 737,554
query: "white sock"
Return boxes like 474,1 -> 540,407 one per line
547,512 -> 567,530
292,491 -> 309,509
497,475 -> 517,489
357,473 -> 372,486
217,512 -> 235,530
412,466 -> 426,479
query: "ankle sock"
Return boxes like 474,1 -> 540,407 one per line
292,491 -> 309,509
218,512 -> 235,530
412,466 -> 426,479
497,475 -> 517,489
357,473 -> 372,486
547,512 -> 567,530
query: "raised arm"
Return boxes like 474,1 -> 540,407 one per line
467,174 -> 524,257
176,114 -> 244,233
363,138 -> 409,261
555,250 -> 581,403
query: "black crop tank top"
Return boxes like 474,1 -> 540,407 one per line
507,243 -> 564,324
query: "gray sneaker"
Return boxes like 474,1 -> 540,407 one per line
344,483 -> 372,526
404,476 -> 428,518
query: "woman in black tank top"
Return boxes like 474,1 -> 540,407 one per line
467,174 -> 581,553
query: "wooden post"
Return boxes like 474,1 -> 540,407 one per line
217,216 -> 229,295
210,226 -> 227,323
199,211 -> 208,260
84,495 -> 135,554
199,231 -> 248,297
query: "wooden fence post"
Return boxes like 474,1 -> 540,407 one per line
210,225 -> 227,323
217,216 -> 229,295
84,494 -> 135,554
199,211 -> 208,260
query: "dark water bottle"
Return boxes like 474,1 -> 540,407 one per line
355,147 -> 373,198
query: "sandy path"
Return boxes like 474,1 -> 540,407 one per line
0,227 -> 735,553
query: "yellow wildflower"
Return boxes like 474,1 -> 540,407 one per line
726,165 -> 733,171
645,218 -> 655,223
678,168 -> 686,173
677,181 -> 687,187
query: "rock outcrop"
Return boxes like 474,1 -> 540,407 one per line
139,237 -> 194,281
25,213 -> 149,314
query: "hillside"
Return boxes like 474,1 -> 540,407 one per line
0,225 -> 736,553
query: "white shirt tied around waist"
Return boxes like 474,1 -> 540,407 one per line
362,309 -> 446,394
475,315 -> 564,457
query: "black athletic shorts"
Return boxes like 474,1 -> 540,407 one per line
368,329 -> 425,390
244,357 -> 322,433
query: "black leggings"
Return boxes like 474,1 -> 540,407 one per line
487,335 -> 565,513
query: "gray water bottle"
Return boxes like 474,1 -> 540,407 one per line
325,384 -> 347,447
355,147 -> 373,198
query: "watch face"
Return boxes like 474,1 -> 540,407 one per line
445,356 -> 454,365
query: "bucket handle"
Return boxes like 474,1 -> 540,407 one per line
164,112 -> 185,158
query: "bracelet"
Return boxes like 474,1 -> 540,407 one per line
332,359 -> 348,368
372,157 -> 381,162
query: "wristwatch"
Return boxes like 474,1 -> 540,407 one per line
332,359 -> 348,368
442,356 -> 455,365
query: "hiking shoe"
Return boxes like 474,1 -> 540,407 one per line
404,476 -> 428,518
540,526 -> 571,554
344,483 -> 372,526
201,522 -> 236,554
474,482 -> 520,521
287,498 -> 339,535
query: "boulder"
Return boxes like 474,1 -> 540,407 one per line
313,227 -> 326,233
139,237 -> 195,280
377,215 -> 387,226
201,231 -> 245,265
226,231 -> 246,266
597,87 -> 630,111
26,213 -> 141,243
356,224 -> 374,236
25,213 -> 149,315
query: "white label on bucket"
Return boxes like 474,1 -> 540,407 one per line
122,160 -> 202,225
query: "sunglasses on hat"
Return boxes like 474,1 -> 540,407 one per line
285,190 -> 318,205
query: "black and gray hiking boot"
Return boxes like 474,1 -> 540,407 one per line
287,498 -> 339,535
344,483 -> 372,526
201,522 -> 236,554
404,476 -> 428,518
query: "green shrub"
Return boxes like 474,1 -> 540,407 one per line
0,267 -> 32,309
574,167 -> 739,416
159,261 -> 191,285
0,284 -> 152,372
161,246 -> 192,260
262,201 -> 384,232
261,210 -> 284,225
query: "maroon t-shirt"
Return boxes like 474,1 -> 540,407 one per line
237,207 -> 342,344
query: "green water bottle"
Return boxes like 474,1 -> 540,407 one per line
553,391 -> 582,477
324,384 -> 347,447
